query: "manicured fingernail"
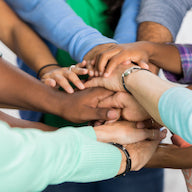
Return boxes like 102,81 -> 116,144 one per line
136,122 -> 145,129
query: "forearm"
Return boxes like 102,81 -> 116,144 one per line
0,111 -> 57,131
5,0 -> 117,62
137,0 -> 192,41
0,124 -> 123,191
0,1 -> 57,73
147,144 -> 192,169
137,22 -> 173,43
0,58 -> 68,118
145,42 -> 182,74
127,70 -> 192,143
136,22 -> 173,74
125,69 -> 174,125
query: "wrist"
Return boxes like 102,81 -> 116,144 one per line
122,66 -> 151,94
117,149 -> 127,175
37,64 -> 60,79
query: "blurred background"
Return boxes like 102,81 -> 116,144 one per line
1,10 -> 192,192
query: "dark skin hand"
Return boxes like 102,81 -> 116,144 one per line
0,58 -> 119,124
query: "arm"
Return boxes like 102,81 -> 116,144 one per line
0,1 -> 57,73
0,57 -> 119,123
0,122 -> 123,191
147,144 -> 192,169
137,0 -> 192,41
0,111 -> 57,131
85,64 -> 192,143
0,1 -> 87,93
5,0 -> 117,62
0,120 -> 160,191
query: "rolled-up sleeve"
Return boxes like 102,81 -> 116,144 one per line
137,0 -> 192,40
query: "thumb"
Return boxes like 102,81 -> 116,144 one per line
84,77 -> 103,88
171,134 -> 191,147
138,60 -> 149,69
94,108 -> 120,121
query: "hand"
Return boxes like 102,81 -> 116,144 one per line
85,63 -> 135,92
98,92 -> 150,121
125,139 -> 160,171
41,62 -> 88,93
83,43 -> 122,77
61,87 -> 120,123
94,120 -> 166,145
86,42 -> 152,77
171,134 -> 191,148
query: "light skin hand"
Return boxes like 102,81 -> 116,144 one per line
94,120 -> 165,145
98,92 -> 150,122
84,64 -> 133,92
40,62 -> 88,93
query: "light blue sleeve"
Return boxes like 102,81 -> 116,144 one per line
114,0 -> 141,43
137,0 -> 192,41
158,87 -> 192,144
5,0 -> 117,62
0,122 -> 121,192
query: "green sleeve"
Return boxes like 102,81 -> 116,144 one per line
0,122 -> 121,192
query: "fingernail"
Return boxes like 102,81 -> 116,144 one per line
104,72 -> 109,77
89,71 -> 94,76
143,63 -> 149,69
136,122 -> 145,129
160,131 -> 166,139
83,69 -> 88,74
107,110 -> 118,119
79,83 -> 85,89
68,88 -> 74,93
99,72 -> 103,76
123,60 -> 131,65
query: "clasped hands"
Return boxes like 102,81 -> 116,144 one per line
39,42 -> 166,171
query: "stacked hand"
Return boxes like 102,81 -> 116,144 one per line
38,43 -> 167,173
